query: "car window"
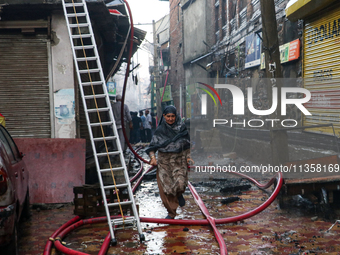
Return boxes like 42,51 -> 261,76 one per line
0,126 -> 18,163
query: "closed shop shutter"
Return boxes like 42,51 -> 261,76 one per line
0,34 -> 51,138
303,5 -> 340,136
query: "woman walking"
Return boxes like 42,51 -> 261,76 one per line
146,106 -> 192,219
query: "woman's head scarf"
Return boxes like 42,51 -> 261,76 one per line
145,105 -> 190,154
163,105 -> 176,115
158,105 -> 179,127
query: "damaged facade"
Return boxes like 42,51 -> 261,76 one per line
154,0 -> 340,170
166,0 -> 340,143
169,0 -> 302,123
0,0 -> 145,203
0,0 -> 145,140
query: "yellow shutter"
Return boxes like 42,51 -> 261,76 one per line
303,6 -> 340,136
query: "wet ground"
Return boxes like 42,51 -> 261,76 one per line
18,154 -> 340,255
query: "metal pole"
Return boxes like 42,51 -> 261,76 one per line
260,0 -> 289,165
180,83 -> 182,118
153,20 -> 162,120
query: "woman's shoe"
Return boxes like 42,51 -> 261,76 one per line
165,215 -> 173,219
178,194 -> 185,207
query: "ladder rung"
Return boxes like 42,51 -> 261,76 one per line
74,45 -> 94,50
93,136 -> 117,142
100,166 -> 125,173
112,217 -> 136,226
104,183 -> 129,190
67,13 -> 86,17
108,201 -> 133,207
64,3 -> 84,7
69,23 -> 89,28
90,121 -> 113,127
90,120 -> 113,127
112,218 -> 136,229
96,151 -> 120,157
77,56 -> 97,61
82,81 -> 103,86
84,94 -> 106,100
112,216 -> 136,223
79,68 -> 100,74
72,34 -> 92,39
87,107 -> 110,113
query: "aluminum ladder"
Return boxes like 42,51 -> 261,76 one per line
61,0 -> 144,245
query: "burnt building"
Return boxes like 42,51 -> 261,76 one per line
0,0 -> 145,139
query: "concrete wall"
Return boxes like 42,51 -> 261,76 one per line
14,138 -> 85,204
184,63 -> 210,86
183,0 -> 209,63
51,11 -> 76,139
181,0 -> 215,117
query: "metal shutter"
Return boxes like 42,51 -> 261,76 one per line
0,34 -> 51,138
303,5 -> 340,136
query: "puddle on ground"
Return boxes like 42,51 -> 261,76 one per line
144,230 -> 166,254
19,152 -> 340,254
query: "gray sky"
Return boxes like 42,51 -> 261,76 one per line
129,0 -> 169,69
128,0 -> 169,27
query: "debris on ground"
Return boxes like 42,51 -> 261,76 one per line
221,197 -> 241,205
220,184 -> 252,193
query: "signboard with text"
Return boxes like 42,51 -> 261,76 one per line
261,39 -> 300,69
245,33 -> 262,69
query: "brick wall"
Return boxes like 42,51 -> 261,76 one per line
169,0 -> 184,113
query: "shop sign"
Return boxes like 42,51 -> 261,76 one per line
260,39 -> 300,69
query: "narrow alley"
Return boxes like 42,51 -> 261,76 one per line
1,0 -> 340,254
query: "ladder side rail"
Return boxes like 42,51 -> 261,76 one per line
81,0 -> 131,228
63,0 -> 144,242
82,0 -> 143,234
82,2 -> 121,145
61,0 -> 115,241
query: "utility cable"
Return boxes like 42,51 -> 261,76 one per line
105,26 -> 131,83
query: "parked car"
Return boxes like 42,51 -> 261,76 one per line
0,124 -> 29,255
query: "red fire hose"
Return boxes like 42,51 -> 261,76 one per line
44,0 -> 285,254
188,181 -> 228,255
129,147 -> 144,183
43,216 -> 81,255
45,163 -> 283,255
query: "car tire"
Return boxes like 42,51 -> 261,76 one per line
21,190 -> 31,221
3,217 -> 18,255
